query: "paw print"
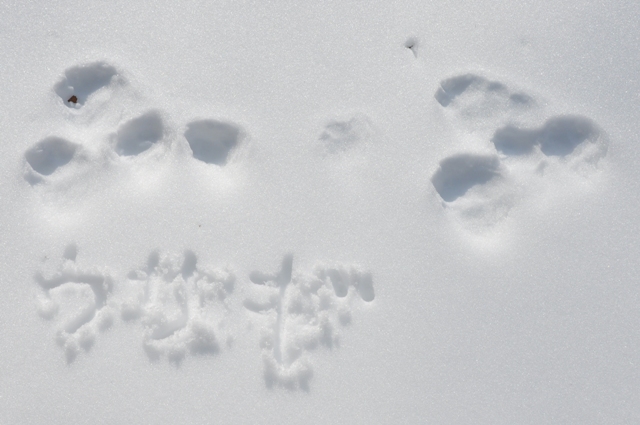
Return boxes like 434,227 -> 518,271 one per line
431,72 -> 608,228
53,62 -> 120,108
24,61 -> 246,190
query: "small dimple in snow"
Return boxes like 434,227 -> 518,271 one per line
184,119 -> 241,165
404,37 -> 418,57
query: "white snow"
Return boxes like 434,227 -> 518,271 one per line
2,0 -> 640,423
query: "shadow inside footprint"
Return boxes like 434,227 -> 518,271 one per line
539,116 -> 599,157
354,272 -> 375,302
184,120 -> 240,165
115,111 -> 164,156
25,137 -> 78,176
435,74 -> 485,107
509,92 -> 534,105
492,125 -> 540,155
435,73 -> 535,111
431,153 -> 501,202
54,62 -> 118,107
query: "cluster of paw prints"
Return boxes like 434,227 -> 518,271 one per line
24,62 -> 243,185
34,245 -> 375,391
430,73 -> 608,226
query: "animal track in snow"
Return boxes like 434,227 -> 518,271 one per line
404,37 -> 418,58
319,115 -> 374,154
121,251 -> 235,363
26,61 -> 253,190
491,115 -> 602,157
432,72 -> 608,227
245,254 -> 374,390
35,245 -> 114,363
54,62 -> 119,107
435,73 -> 534,110
184,119 -> 242,165
431,154 -> 501,202
24,136 -> 81,184
113,110 -> 165,156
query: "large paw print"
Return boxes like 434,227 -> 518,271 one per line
35,244 -> 114,363
121,250 -> 235,363
431,72 -> 608,227
244,254 -> 374,391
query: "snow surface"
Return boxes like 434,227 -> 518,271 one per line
2,0 -> 640,423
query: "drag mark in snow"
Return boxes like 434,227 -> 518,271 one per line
245,254 -> 374,391
121,250 -> 234,363
35,244 -> 114,363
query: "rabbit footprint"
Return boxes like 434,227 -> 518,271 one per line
432,72 -> 608,227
